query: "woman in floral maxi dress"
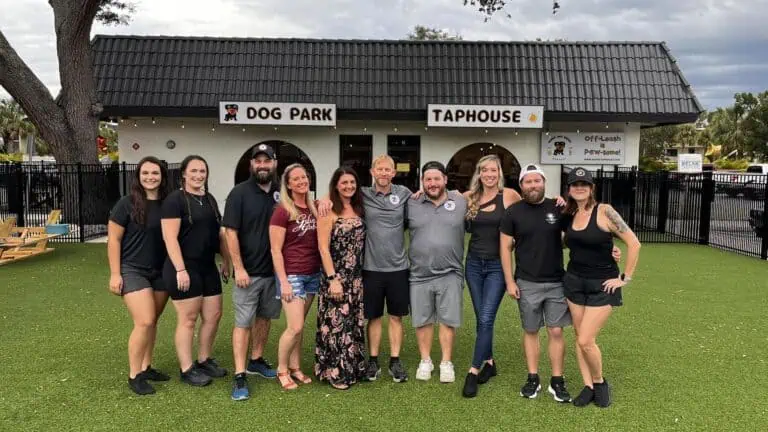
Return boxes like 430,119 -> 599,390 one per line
315,167 -> 368,390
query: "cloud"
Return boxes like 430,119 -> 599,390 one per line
1,0 -> 766,111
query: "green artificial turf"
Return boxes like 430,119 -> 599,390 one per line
1,243 -> 767,431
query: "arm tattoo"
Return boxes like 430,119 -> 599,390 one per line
605,206 -> 629,234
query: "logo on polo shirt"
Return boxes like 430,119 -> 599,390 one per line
444,200 -> 456,211
389,194 -> 400,205
273,191 -> 280,202
545,213 -> 557,224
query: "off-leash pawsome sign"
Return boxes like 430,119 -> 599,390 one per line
540,132 -> 626,164
427,104 -> 544,128
219,102 -> 336,126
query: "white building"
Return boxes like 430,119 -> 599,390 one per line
92,36 -> 702,204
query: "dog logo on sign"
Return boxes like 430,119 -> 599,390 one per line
444,200 -> 456,212
389,194 -> 400,206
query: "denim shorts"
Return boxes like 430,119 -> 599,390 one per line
275,273 -> 322,300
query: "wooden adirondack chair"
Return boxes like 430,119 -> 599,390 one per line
0,210 -> 63,266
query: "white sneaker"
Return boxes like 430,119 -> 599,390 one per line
416,359 -> 434,381
439,361 -> 455,383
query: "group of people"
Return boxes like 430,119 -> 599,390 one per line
107,144 -> 641,409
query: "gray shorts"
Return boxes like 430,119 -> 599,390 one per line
121,265 -> 164,296
517,278 -> 572,332
233,276 -> 281,328
410,274 -> 463,328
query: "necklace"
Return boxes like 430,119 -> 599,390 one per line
187,192 -> 204,206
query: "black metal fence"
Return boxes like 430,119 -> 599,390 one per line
561,166 -> 768,260
0,161 -> 180,242
2,161 -> 767,260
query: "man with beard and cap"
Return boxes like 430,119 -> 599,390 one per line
499,163 -> 573,403
222,143 -> 282,401
407,161 -> 467,384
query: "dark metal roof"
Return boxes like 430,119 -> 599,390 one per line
91,35 -> 704,124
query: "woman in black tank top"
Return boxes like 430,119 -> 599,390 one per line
461,155 -> 521,398
562,167 -> 642,408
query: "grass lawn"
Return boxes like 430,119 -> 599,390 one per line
1,243 -> 767,431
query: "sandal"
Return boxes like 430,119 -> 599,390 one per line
330,378 -> 349,390
277,371 -> 297,390
289,368 -> 312,385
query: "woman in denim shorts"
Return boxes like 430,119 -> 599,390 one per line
269,163 -> 322,390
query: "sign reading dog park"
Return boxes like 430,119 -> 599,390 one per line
427,104 -> 544,128
219,102 -> 336,126
540,132 -> 626,164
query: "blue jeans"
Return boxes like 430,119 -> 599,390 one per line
465,256 -> 506,369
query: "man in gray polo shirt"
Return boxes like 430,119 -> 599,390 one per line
360,155 -> 413,383
407,161 -> 467,384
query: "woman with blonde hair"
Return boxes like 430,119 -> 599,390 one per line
461,154 -> 523,397
269,163 -> 321,390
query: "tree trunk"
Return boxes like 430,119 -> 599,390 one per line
0,0 -> 105,230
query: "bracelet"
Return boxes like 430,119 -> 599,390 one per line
177,269 -> 186,273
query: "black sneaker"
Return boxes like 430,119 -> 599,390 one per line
548,377 -> 572,403
462,373 -> 479,398
180,366 -> 213,387
128,375 -> 155,395
142,365 -> 170,382
593,380 -> 612,408
365,359 -> 381,381
388,359 -> 408,383
195,358 -> 228,378
573,386 -> 595,407
477,361 -> 497,384
520,374 -> 541,398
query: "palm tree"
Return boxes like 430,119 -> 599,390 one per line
0,99 -> 36,153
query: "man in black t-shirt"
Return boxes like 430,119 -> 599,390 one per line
222,144 -> 282,401
500,163 -> 572,403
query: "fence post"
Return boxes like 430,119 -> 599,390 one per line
761,182 -> 768,260
12,162 -> 26,227
657,170 -> 669,233
121,161 -> 127,196
77,163 -> 84,243
628,166 -> 637,230
698,171 -> 714,246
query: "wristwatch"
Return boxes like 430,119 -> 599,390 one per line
326,273 -> 337,281
620,273 -> 632,283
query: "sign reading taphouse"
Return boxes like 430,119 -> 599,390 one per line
219,102 -> 336,126
427,104 -> 544,128
541,132 -> 626,164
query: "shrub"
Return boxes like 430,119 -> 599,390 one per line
0,153 -> 23,162
714,158 -> 750,170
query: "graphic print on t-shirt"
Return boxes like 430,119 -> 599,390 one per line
292,212 -> 317,236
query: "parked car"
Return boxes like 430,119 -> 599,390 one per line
717,164 -> 768,199
749,209 -> 766,238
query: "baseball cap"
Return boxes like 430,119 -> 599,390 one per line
251,143 -> 275,160
567,167 -> 594,185
519,163 -> 547,182
421,161 -> 446,176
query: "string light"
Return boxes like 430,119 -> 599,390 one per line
181,121 -> 185,129
514,129 -> 519,136
133,120 -> 137,128
242,127 -> 246,132
545,130 -> 550,136
393,127 -> 398,132
211,122 -> 215,132
605,122 -> 610,129
151,117 -> 156,125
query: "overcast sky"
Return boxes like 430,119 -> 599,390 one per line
1,0 -> 766,111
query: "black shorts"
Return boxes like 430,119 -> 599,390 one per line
363,270 -> 410,319
163,259 -> 222,301
563,272 -> 623,307
121,265 -> 165,296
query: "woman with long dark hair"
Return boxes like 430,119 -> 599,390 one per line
561,167 -> 641,408
270,163 -> 321,390
161,155 -> 231,387
315,166 -> 367,390
107,156 -> 171,395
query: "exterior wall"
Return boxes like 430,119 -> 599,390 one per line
117,117 -> 641,207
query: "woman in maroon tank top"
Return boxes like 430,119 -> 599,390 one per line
562,167 -> 641,408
